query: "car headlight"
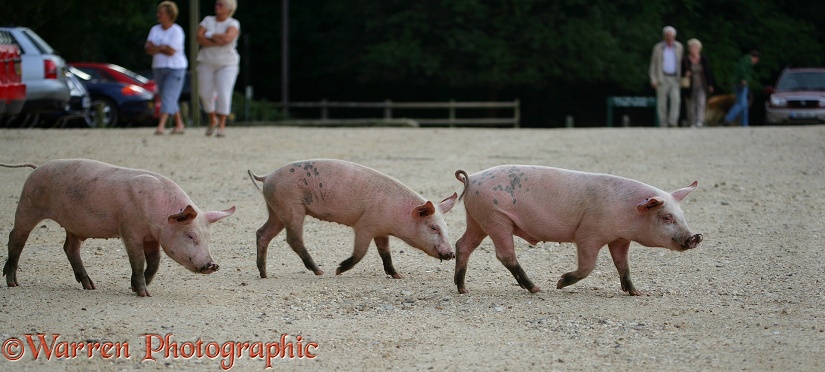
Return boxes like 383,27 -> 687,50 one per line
769,95 -> 787,107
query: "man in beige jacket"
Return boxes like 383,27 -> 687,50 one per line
649,26 -> 684,127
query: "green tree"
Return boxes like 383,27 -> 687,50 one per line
1,0 -> 157,71
4,0 -> 825,125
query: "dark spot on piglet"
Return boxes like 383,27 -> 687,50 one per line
493,199 -> 499,205
289,168 -> 295,173
319,183 -> 323,188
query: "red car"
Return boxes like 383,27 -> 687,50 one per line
69,62 -> 159,117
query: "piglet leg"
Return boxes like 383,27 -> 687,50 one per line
454,217 -> 487,294
4,228 -> 30,287
143,241 -> 161,286
608,240 -> 641,296
490,231 -> 540,293
284,223 -> 323,276
255,214 -> 285,278
63,232 -> 95,290
124,237 -> 150,297
375,235 -> 402,279
557,240 -> 600,290
336,231 -> 372,275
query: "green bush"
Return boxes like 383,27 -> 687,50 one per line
231,93 -> 288,123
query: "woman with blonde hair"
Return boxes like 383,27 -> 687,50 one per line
145,1 -> 187,135
681,38 -> 716,127
196,0 -> 240,137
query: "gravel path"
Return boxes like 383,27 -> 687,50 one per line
0,126 -> 823,370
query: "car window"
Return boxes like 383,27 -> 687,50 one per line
74,67 -> 107,81
21,28 -> 56,55
68,66 -> 91,81
98,69 -> 115,81
777,75 -> 800,91
777,72 -> 825,92
0,30 -> 20,49
109,65 -> 151,85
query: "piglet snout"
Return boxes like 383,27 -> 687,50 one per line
683,234 -> 703,250
199,262 -> 220,274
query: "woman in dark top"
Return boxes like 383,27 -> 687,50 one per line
682,38 -> 716,127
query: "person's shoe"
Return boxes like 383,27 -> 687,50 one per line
171,127 -> 185,134
216,129 -> 225,137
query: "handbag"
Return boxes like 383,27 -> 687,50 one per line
680,76 -> 691,88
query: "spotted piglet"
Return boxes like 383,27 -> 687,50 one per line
453,165 -> 702,296
249,159 -> 457,279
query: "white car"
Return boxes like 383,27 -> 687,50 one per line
0,27 -> 69,117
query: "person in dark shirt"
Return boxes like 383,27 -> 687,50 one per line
724,50 -> 760,127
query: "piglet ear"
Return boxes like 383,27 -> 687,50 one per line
672,181 -> 698,202
412,201 -> 436,220
438,192 -> 458,214
205,206 -> 236,224
168,205 -> 198,224
636,197 -> 665,213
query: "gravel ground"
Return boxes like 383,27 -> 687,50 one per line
0,125 -> 823,371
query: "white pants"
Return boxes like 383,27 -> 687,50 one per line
197,63 -> 239,115
656,75 -> 681,127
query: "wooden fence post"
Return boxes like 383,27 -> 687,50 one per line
449,99 -> 456,128
384,99 -> 392,119
514,99 -> 520,128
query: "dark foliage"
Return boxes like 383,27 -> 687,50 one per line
2,0 -> 823,126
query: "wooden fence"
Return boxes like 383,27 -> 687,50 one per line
275,99 -> 520,128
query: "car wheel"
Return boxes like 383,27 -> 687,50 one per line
90,98 -> 119,127
23,113 -> 43,128
80,109 -> 94,128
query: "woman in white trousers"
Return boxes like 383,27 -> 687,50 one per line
196,0 -> 240,137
